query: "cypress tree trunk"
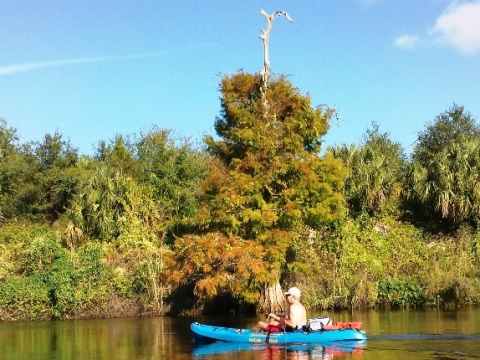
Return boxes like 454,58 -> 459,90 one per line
256,11 -> 291,316
258,280 -> 286,314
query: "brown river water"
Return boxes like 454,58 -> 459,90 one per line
0,307 -> 478,359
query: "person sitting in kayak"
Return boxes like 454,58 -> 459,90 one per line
255,286 -> 307,332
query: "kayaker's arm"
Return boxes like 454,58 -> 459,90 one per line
268,313 -> 296,328
267,313 -> 286,321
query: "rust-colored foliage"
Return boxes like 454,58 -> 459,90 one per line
169,233 -> 266,302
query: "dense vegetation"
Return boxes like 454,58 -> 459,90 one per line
1,83 -> 479,321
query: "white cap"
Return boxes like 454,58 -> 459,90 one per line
284,286 -> 301,298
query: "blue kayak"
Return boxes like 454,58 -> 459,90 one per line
191,322 -> 367,344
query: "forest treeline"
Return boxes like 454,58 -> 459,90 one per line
0,72 -> 479,322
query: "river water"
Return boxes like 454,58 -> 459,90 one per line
0,308 -> 478,359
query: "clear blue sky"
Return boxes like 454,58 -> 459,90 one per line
1,0 -> 479,155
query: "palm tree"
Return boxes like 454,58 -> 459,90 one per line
409,105 -> 480,226
411,136 -> 480,224
329,124 -> 405,216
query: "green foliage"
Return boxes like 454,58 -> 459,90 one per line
290,216 -> 480,310
66,163 -> 151,242
95,135 -> 139,176
285,217 -> 430,309
135,127 -> 209,236
377,279 -> 425,308
0,119 -> 30,217
0,223 -> 59,281
35,131 -> 78,171
0,119 -> 18,211
93,128 -> 209,239
0,128 -> 81,223
0,224 -> 113,320
329,123 -> 406,217
422,226 -> 480,306
74,244 -> 113,310
409,104 -> 480,226
21,230 -> 65,275
109,237 -> 172,314
0,275 -> 51,321
413,104 -> 480,165
30,132 -> 79,221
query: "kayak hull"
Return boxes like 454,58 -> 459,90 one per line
191,322 -> 367,344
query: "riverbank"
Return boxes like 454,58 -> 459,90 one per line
1,218 -> 479,322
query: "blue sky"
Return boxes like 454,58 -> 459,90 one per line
1,0 -> 479,156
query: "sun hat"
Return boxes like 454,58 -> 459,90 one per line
284,286 -> 301,298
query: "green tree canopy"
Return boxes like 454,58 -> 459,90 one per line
94,135 -> 139,177
409,104 -> 480,225
413,104 -> 480,165
0,119 -> 23,215
0,126 -> 81,222
135,127 -> 208,237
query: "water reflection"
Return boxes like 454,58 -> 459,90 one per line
0,308 -> 479,360
192,340 -> 366,359
0,317 -> 195,360
370,333 -> 480,341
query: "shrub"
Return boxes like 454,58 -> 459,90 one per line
0,275 -> 51,321
377,279 -> 425,308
